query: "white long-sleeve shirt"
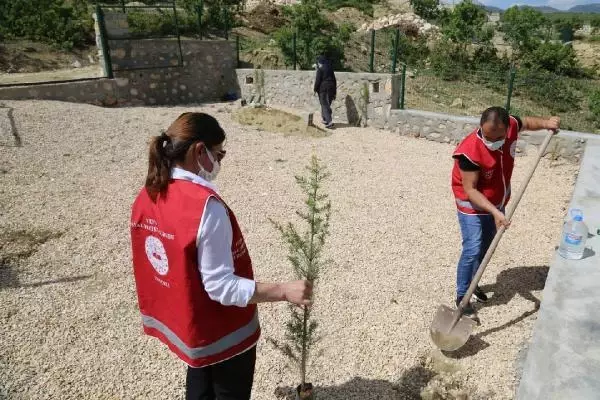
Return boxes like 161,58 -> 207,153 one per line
171,168 -> 256,307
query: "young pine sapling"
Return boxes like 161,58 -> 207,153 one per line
270,155 -> 332,400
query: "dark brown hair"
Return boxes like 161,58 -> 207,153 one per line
480,106 -> 510,127
145,112 -> 225,201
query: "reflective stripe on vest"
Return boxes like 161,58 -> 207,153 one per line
456,186 -> 511,212
141,311 -> 259,359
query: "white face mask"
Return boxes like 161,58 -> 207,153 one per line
483,137 -> 505,151
197,149 -> 220,181
480,128 -> 505,151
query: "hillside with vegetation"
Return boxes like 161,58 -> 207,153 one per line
1,0 -> 600,131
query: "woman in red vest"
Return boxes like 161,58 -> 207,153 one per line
130,112 -> 312,400
451,106 -> 559,318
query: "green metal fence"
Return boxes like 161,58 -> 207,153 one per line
96,1 -> 184,74
402,64 -> 600,132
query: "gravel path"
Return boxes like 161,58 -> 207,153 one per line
0,100 -> 578,399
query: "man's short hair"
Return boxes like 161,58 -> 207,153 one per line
480,106 -> 509,127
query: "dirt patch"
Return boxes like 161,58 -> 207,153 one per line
233,107 -> 330,138
245,1 -> 288,34
327,7 -> 371,27
0,229 -> 63,289
0,40 -> 98,74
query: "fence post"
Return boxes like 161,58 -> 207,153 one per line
391,28 -> 399,73
292,31 -> 297,70
369,29 -> 375,73
236,35 -> 240,68
196,0 -> 203,40
223,6 -> 229,40
120,0 -> 125,13
95,5 -> 114,79
172,1 -> 184,66
505,66 -> 516,112
400,63 -> 406,110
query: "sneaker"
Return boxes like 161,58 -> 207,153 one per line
456,296 -> 476,318
325,123 -> 334,129
472,287 -> 489,303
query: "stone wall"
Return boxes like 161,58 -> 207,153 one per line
0,40 -> 238,107
109,39 -> 237,105
0,79 -> 118,106
236,69 -> 400,127
387,109 -> 592,162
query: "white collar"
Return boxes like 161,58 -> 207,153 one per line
171,167 -> 219,193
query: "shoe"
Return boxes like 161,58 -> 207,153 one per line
325,123 -> 334,129
456,296 -> 476,318
472,287 -> 488,303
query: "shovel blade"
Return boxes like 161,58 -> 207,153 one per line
430,304 -> 477,351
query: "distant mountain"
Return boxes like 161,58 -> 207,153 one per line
529,5 -> 560,13
484,5 -> 503,12
568,3 -> 600,12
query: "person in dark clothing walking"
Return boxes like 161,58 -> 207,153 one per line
314,55 -> 337,129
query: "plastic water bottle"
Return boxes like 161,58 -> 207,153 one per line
558,209 -> 588,260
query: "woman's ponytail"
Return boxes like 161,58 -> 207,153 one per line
145,131 -> 172,201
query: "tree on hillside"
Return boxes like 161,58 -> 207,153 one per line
499,6 -> 547,56
441,0 -> 492,48
410,0 -> 441,21
592,16 -> 600,33
274,0 -> 348,70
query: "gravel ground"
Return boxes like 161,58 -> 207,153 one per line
0,100 -> 578,400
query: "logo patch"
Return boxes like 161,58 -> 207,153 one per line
145,235 -> 169,276
483,169 -> 494,180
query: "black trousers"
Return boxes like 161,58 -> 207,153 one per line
186,346 -> 256,400
319,91 -> 333,125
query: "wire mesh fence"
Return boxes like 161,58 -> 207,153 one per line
403,65 -> 511,116
510,72 -> 600,133
402,64 -> 600,133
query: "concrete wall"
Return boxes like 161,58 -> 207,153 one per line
387,108 -> 591,162
236,69 -> 400,128
517,139 -> 600,399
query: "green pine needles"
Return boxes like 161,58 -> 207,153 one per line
270,155 -> 332,393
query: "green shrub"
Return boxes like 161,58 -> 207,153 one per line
0,0 -> 93,49
521,42 -> 585,78
127,9 -> 198,37
429,40 -> 470,80
589,90 -> 600,127
274,1 -> 347,70
515,69 -> 580,113
386,28 -> 430,68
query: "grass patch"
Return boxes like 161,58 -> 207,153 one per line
233,107 -> 330,138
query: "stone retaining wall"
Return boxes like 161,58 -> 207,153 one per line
388,109 -> 592,162
0,40 -> 238,107
236,69 -> 400,128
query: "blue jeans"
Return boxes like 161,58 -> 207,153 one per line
456,212 -> 497,298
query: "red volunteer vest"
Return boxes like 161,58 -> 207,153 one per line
451,116 -> 520,215
130,179 -> 260,368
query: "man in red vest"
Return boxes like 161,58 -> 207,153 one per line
130,112 -> 312,400
451,106 -> 560,317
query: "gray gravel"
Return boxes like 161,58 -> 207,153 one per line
0,100 -> 578,399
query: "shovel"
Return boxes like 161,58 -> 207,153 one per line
430,130 -> 556,352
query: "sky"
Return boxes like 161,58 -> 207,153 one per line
472,0 -> 598,10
